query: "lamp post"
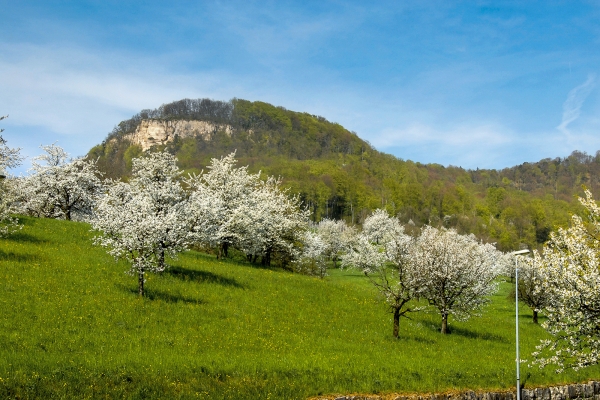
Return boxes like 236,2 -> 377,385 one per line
511,249 -> 530,400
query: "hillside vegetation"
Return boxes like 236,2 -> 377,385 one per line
89,98 -> 600,251
2,217 -> 600,399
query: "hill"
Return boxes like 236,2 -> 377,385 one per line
88,98 -> 600,251
2,217 -> 600,399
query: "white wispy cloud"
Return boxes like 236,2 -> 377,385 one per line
367,121 -> 516,168
0,43 -> 235,132
373,122 -> 512,148
557,74 -> 596,135
0,42 -> 254,172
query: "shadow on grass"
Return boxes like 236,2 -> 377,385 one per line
120,285 -> 205,305
0,249 -> 41,262
144,289 -> 205,305
449,326 -> 508,342
4,231 -> 47,244
166,266 -> 245,288
421,320 -> 508,342
406,335 -> 436,345
184,249 -> 287,273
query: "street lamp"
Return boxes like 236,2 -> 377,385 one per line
511,249 -> 530,400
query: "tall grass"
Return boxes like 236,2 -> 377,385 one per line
1,216 -> 599,399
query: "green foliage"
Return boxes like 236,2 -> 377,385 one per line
123,145 -> 143,169
2,217 -> 600,399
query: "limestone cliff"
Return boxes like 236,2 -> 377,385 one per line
125,119 -> 233,151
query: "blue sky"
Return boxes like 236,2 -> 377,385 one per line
2,1 -> 600,173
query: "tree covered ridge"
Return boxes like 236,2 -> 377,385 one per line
89,98 -> 600,252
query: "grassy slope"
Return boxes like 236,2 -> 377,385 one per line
1,217 -> 599,399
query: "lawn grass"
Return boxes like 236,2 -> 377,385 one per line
1,216 -> 599,399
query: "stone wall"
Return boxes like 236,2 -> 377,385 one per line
125,119 -> 234,151
314,381 -> 600,400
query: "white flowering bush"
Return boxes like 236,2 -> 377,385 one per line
531,189 -> 600,372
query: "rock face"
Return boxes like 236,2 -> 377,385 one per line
125,119 -> 233,151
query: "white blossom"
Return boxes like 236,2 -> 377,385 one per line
186,153 -> 308,266
517,253 -> 548,324
531,189 -> 600,372
0,117 -> 22,174
316,218 -> 356,268
232,176 -> 309,266
15,144 -> 103,221
0,117 -> 23,236
294,230 -> 329,278
342,211 -> 421,338
412,226 -> 502,334
185,152 -> 261,259
91,151 -> 189,297
362,209 -> 399,244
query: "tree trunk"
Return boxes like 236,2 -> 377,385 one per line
223,242 -> 229,258
138,270 -> 144,297
441,314 -> 449,334
533,310 -> 538,324
393,307 -> 400,338
262,249 -> 272,266
158,246 -> 165,271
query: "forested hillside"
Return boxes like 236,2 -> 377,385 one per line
88,98 -> 600,251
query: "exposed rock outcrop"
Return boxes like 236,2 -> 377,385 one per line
125,119 -> 233,151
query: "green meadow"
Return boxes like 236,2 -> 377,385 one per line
1,217 -> 599,399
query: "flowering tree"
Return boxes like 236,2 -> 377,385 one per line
294,230 -> 329,278
316,218 -> 356,268
412,226 -> 501,334
232,176 -> 309,266
531,190 -> 600,372
516,254 -> 548,324
342,210 -> 422,338
16,144 -> 103,221
497,251 -> 517,282
362,208 -> 399,244
185,152 -> 261,259
0,116 -> 23,236
0,116 -> 22,173
91,151 -> 189,297
187,153 -> 308,266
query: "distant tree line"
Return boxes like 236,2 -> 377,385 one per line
471,149 -> 600,202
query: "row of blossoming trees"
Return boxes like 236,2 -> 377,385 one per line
0,136 -> 598,372
9,145 -> 309,296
